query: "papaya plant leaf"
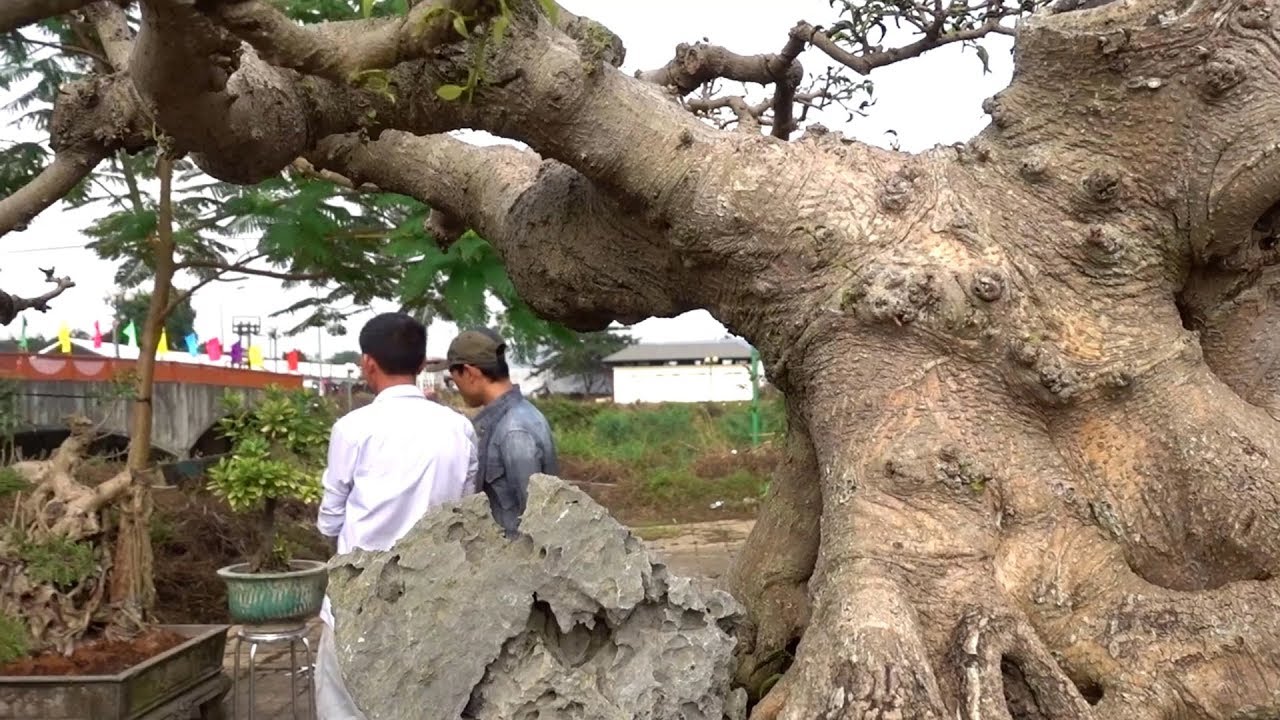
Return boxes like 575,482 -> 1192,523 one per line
436,84 -> 465,101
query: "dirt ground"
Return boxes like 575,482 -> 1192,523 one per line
0,627 -> 187,676
636,518 -> 754,583
149,477 -> 755,625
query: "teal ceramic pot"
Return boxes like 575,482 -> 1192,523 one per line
216,560 -> 328,625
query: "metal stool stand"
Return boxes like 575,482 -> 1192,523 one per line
230,623 -> 315,720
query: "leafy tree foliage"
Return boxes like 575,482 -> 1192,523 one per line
525,330 -> 633,396
110,289 -> 195,348
0,0 -> 572,347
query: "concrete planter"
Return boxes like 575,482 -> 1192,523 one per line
217,560 -> 327,626
0,624 -> 230,720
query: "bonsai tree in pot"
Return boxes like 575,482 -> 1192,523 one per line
207,386 -> 336,626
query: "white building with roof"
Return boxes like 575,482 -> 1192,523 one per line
602,339 -> 760,404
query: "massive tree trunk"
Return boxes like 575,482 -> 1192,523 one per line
7,0 -> 1280,716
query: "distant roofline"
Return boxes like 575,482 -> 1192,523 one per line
603,339 -> 754,364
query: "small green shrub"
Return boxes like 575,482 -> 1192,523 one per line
149,515 -> 176,548
0,614 -> 29,665
716,398 -> 786,446
0,466 -> 30,497
208,387 -> 333,512
207,387 -> 335,571
20,537 -> 97,588
532,397 -> 607,431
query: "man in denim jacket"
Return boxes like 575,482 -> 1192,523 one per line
427,328 -> 558,537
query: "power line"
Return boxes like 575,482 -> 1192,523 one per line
6,244 -> 91,253
6,235 -> 269,254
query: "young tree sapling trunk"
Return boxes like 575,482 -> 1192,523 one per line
108,152 -> 178,630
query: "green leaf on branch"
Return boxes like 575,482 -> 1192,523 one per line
490,12 -> 511,46
436,84 -> 466,101
452,14 -> 470,37
350,68 -> 396,103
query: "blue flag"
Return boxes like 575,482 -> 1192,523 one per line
185,333 -> 199,356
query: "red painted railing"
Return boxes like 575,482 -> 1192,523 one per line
0,353 -> 303,389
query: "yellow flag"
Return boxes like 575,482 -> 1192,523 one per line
157,328 -> 168,356
248,345 -> 264,369
57,323 -> 71,354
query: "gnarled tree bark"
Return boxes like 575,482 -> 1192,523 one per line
6,0 -> 1280,717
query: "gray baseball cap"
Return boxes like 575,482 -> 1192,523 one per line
423,328 -> 506,371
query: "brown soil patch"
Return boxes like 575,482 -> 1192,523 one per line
573,481 -> 759,527
0,628 -> 187,676
151,483 -> 329,625
559,456 -> 633,485
692,449 -> 777,479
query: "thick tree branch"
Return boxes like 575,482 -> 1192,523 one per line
768,33 -> 807,140
0,67 -> 150,237
129,0 -> 385,183
0,269 -> 77,326
203,0 -> 491,83
637,41 -> 801,97
82,0 -> 133,71
310,131 -> 694,329
0,150 -> 104,237
0,0 -> 93,33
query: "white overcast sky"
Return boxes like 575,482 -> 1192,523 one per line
0,0 -> 1015,358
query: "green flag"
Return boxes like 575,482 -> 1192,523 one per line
122,320 -> 137,347
17,316 -> 27,352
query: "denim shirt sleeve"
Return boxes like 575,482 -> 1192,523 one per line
494,428 -> 541,513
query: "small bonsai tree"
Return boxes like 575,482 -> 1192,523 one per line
207,387 -> 335,573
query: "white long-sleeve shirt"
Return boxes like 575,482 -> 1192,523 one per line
317,384 -> 478,627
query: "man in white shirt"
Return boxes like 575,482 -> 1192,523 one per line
314,312 -> 478,720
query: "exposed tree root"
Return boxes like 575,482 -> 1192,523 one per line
761,564 -> 949,720
729,403 -> 820,701
1,418 -> 131,655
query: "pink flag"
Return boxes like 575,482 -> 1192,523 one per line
93,321 -> 102,349
206,337 -> 223,362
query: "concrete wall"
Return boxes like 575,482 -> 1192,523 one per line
12,380 -> 260,457
611,364 -> 753,404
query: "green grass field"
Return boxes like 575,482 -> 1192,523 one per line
532,395 -> 785,524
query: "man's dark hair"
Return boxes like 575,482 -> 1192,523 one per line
358,313 -> 426,376
477,355 -> 510,381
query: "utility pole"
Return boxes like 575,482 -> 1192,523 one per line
749,347 -> 761,447
268,327 -> 279,372
231,317 -> 261,368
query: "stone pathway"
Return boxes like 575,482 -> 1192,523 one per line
220,520 -> 753,718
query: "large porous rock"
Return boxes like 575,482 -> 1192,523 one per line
327,474 -> 745,720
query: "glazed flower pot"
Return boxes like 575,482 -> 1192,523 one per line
215,560 -> 328,626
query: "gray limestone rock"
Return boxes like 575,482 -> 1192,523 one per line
327,474 -> 744,720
